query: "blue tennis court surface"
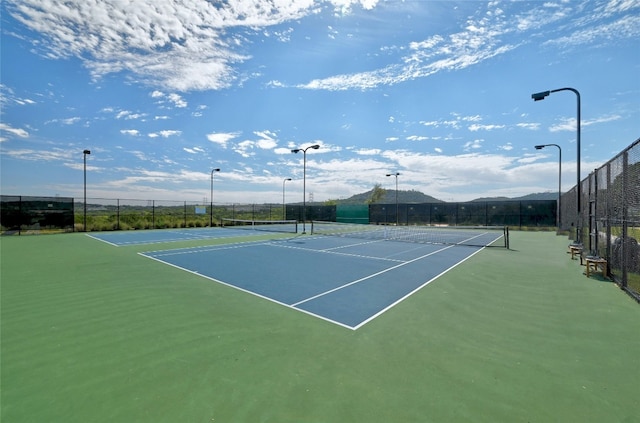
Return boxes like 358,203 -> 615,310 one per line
87,227 -> 282,246
140,236 -> 486,329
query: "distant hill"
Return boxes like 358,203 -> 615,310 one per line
325,190 -> 557,205
472,192 -> 559,202
335,189 -> 444,205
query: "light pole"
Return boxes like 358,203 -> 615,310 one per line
531,87 -> 581,242
291,144 -> 320,233
535,144 -> 562,229
282,178 -> 292,220
210,168 -> 220,227
386,172 -> 400,225
83,149 -> 91,232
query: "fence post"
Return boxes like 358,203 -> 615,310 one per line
519,201 -> 522,230
19,195 -> 23,235
621,150 -> 629,288
605,164 -> 611,266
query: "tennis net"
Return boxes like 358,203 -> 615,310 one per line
310,221 -> 509,248
221,218 -> 298,234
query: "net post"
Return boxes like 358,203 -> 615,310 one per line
505,226 -> 510,249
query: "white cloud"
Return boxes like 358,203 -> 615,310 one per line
355,148 -> 381,155
498,143 -> 513,151
207,131 -> 240,147
4,0 -> 333,92
45,117 -> 82,125
545,14 -> 640,47
114,110 -> 147,120
0,83 -> 37,107
148,130 -> 181,138
2,147 -> 76,162
516,122 -> 540,130
0,123 -> 29,138
549,114 -> 621,132
329,0 -> 379,15
234,140 -> 256,158
120,129 -> 140,136
256,138 -> 278,149
468,124 -> 505,131
463,139 -> 483,151
5,0 -> 636,94
297,2 -> 523,91
183,146 -> 206,154
420,114 -> 485,130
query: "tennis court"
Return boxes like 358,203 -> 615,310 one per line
87,224 -> 297,246
141,235 -> 487,329
2,228 -> 639,422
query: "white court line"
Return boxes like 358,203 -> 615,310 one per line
291,244 -> 456,307
86,228 -> 275,247
137,251 -> 356,330
138,236 -> 487,330
352,245 -> 487,330
142,239 -> 274,256
269,241 -> 406,263
85,233 -> 120,246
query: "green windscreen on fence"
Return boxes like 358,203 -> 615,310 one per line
337,204 -> 369,224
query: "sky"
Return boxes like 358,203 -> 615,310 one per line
1,0 -> 639,205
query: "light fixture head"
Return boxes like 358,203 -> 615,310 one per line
531,91 -> 550,101
83,149 -> 91,155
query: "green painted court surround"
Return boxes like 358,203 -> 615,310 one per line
1,231 -> 638,422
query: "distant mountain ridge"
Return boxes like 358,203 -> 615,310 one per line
471,192 -> 558,202
330,190 -> 557,204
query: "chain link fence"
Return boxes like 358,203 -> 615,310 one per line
3,138 -> 637,302
369,200 -> 556,228
0,195 -> 75,234
73,199 -> 298,231
562,137 -> 640,301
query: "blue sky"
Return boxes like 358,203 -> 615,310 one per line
1,0 -> 639,204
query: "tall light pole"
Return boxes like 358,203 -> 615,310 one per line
291,144 -> 320,233
535,144 -> 562,229
531,87 -> 581,242
210,168 -> 220,227
83,149 -> 91,232
386,172 -> 400,225
282,178 -> 292,220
